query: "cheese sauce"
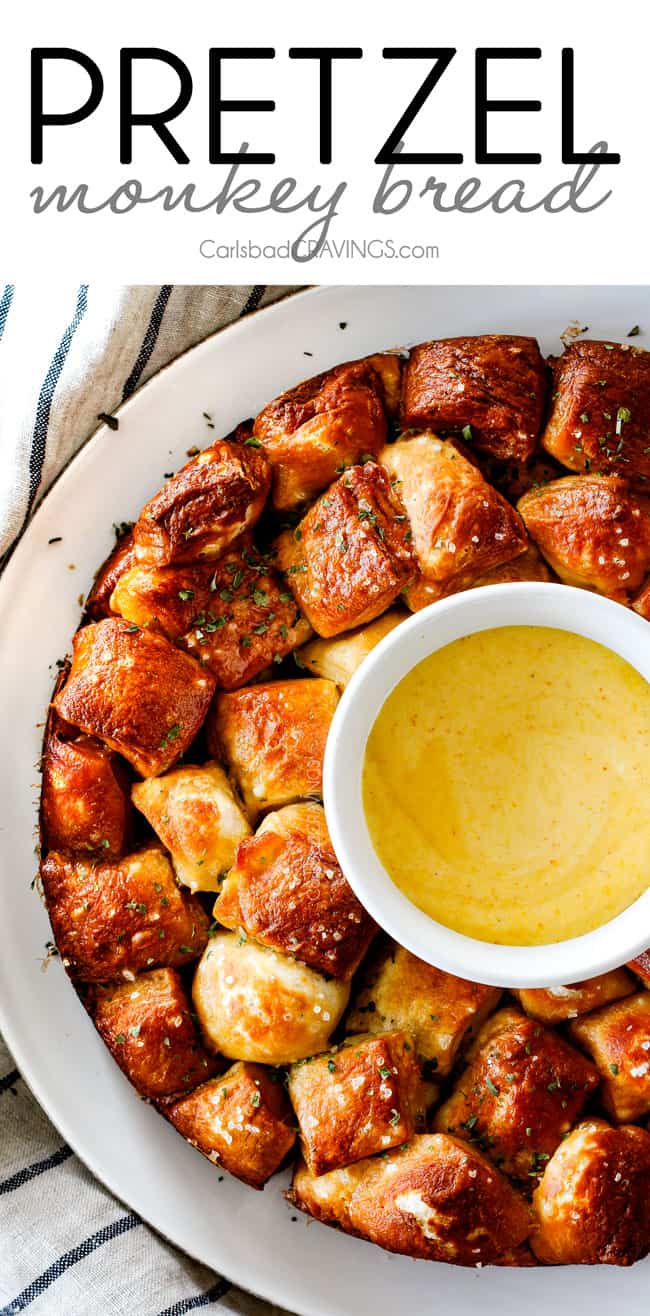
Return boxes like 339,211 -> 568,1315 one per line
362,626 -> 650,945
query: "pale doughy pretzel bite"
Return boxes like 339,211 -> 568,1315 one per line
192,931 -> 350,1065
297,610 -> 405,688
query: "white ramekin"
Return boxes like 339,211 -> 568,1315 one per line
323,582 -> 650,989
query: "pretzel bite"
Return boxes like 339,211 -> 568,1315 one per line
110,540 -> 311,690
168,1062 -> 296,1189
92,968 -> 217,1099
132,438 -> 271,565
297,610 -> 405,688
85,531 -> 136,620
41,726 -> 132,859
275,464 -> 416,637
532,1119 -> 650,1265
295,1134 -> 531,1265
632,577 -> 650,620
288,1031 -> 424,1176
628,949 -> 650,988
53,619 -> 215,778
131,762 -> 251,893
215,803 -> 375,978
192,931 -> 349,1064
252,355 -> 402,510
518,475 -> 650,600
469,543 -> 553,588
513,969 -> 635,1025
380,434 -> 527,609
206,679 -> 338,817
402,335 -> 547,462
288,1157 -> 368,1232
434,1007 -> 599,1180
41,845 -> 209,982
474,452 -> 566,506
570,992 -> 650,1122
542,340 -> 650,486
346,942 -> 500,1077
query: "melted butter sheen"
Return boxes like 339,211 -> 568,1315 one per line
363,626 -> 650,946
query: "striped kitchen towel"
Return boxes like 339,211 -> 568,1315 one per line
0,283 -> 299,1315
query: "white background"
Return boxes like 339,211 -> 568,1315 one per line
1,0 -> 648,283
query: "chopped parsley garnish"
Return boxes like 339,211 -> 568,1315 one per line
461,424 -> 473,442
178,588 -> 194,601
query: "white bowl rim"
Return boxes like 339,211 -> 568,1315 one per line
323,582 -> 650,989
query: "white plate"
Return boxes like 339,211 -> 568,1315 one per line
1,285 -> 648,1316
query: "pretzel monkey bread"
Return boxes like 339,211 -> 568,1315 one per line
39,337 -> 650,1265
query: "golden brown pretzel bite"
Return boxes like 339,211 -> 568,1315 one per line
402,335 -> 547,462
290,1135 -> 532,1265
274,463 -> 416,637
531,1119 -> 650,1265
206,678 -> 338,817
542,340 -> 650,486
379,433 -> 528,608
168,1062 -> 296,1189
40,844 -> 210,982
253,354 -> 402,510
53,619 -> 215,778
346,942 -> 500,1077
85,531 -> 137,620
627,949 -> 650,988
91,968 -> 217,1099
133,438 -> 270,565
110,538 -> 311,690
570,992 -> 650,1122
434,1007 -> 599,1180
132,762 -> 251,893
518,475 -> 650,600
288,1031 -> 424,1175
513,970 -> 635,1025
215,803 -> 375,979
41,724 -> 132,859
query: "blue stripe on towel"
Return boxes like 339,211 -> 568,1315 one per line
239,285 -> 266,317
23,284 -> 89,526
0,1145 -> 73,1196
122,285 -> 173,401
1,1211 -> 142,1313
156,1279 -> 232,1316
0,285 -> 14,340
0,1069 -> 20,1095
